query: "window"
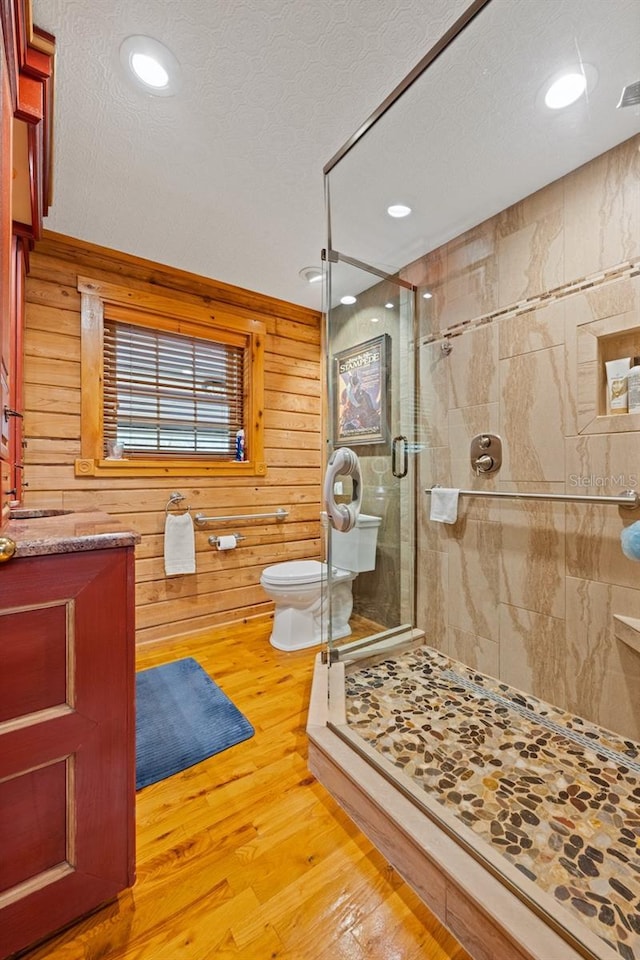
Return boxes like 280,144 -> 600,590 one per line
103,321 -> 245,458
76,277 -> 266,478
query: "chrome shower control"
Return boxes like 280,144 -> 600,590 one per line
470,433 -> 502,475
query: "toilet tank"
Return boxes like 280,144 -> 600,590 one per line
322,512 -> 381,573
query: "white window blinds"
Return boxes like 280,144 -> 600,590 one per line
103,321 -> 245,458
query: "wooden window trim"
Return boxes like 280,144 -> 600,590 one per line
75,277 -> 266,478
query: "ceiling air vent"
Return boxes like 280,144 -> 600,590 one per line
617,80 -> 640,108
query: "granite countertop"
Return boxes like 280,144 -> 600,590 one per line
5,510 -> 140,558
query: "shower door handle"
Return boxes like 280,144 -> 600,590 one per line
392,435 -> 408,478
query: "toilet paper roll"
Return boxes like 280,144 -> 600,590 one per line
217,535 -> 237,551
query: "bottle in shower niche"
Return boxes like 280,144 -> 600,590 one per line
628,356 -> 640,414
605,357 -> 631,414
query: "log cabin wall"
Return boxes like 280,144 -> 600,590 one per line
22,232 -> 323,645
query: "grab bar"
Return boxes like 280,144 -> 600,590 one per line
323,447 -> 362,533
424,487 -> 640,509
194,508 -> 288,525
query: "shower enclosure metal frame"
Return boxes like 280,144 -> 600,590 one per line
320,0 -> 493,662
322,243 -> 419,659
314,1 -> 640,958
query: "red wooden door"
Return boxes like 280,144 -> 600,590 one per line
0,20 -> 13,522
0,547 -> 136,959
7,235 -> 26,503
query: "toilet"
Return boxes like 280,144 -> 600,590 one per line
260,513 -> 381,651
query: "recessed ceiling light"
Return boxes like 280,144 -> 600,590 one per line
298,266 -> 323,284
385,302 -> 394,309
387,204 -> 412,218
120,36 -> 181,96
131,53 -> 168,88
370,317 -> 380,323
340,295 -> 357,305
544,71 -> 587,109
422,291 -> 433,299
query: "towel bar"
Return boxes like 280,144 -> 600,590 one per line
425,487 -> 639,509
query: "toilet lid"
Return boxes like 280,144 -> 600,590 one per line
262,560 -> 325,585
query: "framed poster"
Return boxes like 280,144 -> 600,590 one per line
334,334 -> 390,445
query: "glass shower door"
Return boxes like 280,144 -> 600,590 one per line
324,252 -> 417,657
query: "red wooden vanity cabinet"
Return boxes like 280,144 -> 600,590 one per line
0,545 -> 136,959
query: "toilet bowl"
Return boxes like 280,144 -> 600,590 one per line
260,513 -> 381,652
260,560 -> 354,651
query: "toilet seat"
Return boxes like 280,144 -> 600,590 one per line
261,560 -> 352,587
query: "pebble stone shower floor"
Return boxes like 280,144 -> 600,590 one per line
344,646 -> 640,960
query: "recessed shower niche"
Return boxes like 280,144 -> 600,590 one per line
574,286 -> 640,433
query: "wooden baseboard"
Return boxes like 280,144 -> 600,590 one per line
136,610 -> 274,650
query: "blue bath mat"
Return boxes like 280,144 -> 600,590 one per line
135,657 -> 254,790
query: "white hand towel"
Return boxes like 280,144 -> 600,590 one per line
430,487 -> 460,524
164,512 -> 196,575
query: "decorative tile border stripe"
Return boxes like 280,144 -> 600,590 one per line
441,668 -> 640,774
420,258 -> 640,347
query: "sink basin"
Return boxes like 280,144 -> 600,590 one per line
9,509 -> 74,520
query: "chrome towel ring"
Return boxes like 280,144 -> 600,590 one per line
165,491 -> 191,515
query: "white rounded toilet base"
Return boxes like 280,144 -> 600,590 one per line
269,622 -> 352,652
270,634 -> 321,652
267,595 -> 353,652
268,605 -> 323,652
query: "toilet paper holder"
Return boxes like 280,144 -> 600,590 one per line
208,533 -> 246,547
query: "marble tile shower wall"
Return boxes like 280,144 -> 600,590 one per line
403,134 -> 640,741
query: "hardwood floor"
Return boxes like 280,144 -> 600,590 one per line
21,619 -> 471,960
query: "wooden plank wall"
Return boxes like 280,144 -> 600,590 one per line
22,233 -> 323,645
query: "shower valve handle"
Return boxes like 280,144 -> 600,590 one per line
474,455 -> 494,473
470,433 -> 502,475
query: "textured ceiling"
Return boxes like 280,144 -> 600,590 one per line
32,0 -> 471,309
29,0 -> 640,309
